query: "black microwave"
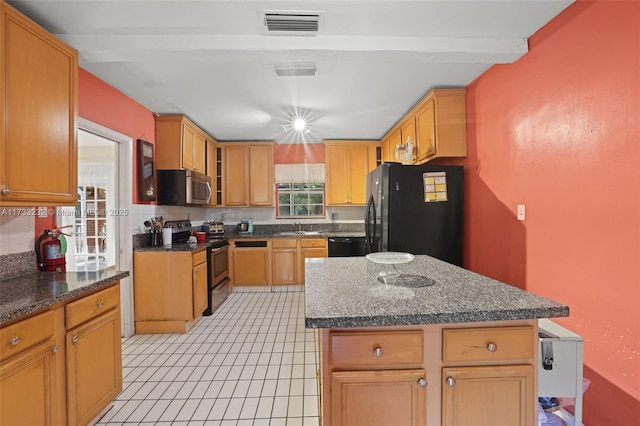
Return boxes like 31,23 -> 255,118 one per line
157,169 -> 212,206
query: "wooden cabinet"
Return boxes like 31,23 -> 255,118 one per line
272,239 -> 298,285
324,141 -> 379,206
416,99 -> 436,161
299,238 -> 327,284
231,237 -> 328,287
230,240 -> 270,286
380,136 -> 392,163
155,115 -> 208,173
441,326 -> 535,426
331,369 -> 426,426
133,250 -> 208,333
321,329 -> 427,426
206,139 -> 222,206
415,89 -> 466,163
222,142 -> 274,207
65,288 -> 122,426
0,2 -> 78,206
192,251 -> 208,318
380,88 -> 467,165
0,283 -> 122,426
401,116 -> 417,162
0,310 -> 64,426
319,321 -> 538,425
442,365 -> 534,426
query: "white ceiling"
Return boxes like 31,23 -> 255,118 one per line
8,0 -> 574,143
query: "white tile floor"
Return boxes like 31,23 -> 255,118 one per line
98,291 -> 319,426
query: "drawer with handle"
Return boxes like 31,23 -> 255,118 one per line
442,326 -> 534,363
0,310 -> 54,361
300,238 -> 326,248
273,239 -> 297,248
193,249 -> 207,266
329,330 -> 423,368
66,284 -> 120,329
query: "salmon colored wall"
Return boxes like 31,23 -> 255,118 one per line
78,68 -> 156,203
274,143 -> 325,164
451,1 -> 639,424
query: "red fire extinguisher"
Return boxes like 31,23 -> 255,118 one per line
36,226 -> 71,272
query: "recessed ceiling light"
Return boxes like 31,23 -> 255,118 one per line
293,118 -> 306,131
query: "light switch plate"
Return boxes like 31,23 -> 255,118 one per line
517,204 -> 526,221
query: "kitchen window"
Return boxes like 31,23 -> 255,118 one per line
275,164 -> 325,218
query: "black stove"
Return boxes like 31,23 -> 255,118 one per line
164,219 -> 193,244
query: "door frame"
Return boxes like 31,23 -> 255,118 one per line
78,118 -> 134,337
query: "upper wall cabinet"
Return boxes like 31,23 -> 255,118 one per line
155,115 -> 208,173
222,142 -> 274,207
324,140 -> 380,206
0,2 -> 78,206
383,88 -> 467,164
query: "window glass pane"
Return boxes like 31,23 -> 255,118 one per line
293,193 -> 308,204
293,205 -> 308,216
276,182 -> 325,217
279,206 -> 291,216
310,205 -> 324,215
309,193 -> 323,204
278,193 -> 291,204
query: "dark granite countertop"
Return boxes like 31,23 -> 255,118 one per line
305,255 -> 569,328
134,241 -> 213,252
0,268 -> 129,325
226,231 -> 365,239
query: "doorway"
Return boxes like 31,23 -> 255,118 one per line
57,119 -> 134,337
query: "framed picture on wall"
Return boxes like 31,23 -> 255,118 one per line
137,139 -> 156,202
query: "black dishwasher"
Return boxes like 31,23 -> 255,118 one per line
328,237 -> 368,257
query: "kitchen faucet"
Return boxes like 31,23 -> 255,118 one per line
294,222 -> 303,232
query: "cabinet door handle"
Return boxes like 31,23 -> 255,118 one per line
51,345 -> 60,353
446,377 -> 456,387
71,334 -> 79,343
373,347 -> 383,357
1,188 -> 9,195
8,336 -> 20,346
418,378 -> 427,388
487,342 -> 498,352
96,300 -> 104,308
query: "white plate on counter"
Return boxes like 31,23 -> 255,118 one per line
365,252 -> 415,264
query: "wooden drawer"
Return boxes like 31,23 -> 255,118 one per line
301,238 -> 326,248
330,330 -> 423,368
272,238 -> 297,248
66,285 -> 120,330
193,250 -> 207,265
0,310 -> 54,361
442,326 -> 534,363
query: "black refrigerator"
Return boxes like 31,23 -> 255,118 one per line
365,163 -> 464,266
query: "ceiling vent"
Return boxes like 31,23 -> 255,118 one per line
274,63 -> 318,77
262,11 -> 321,35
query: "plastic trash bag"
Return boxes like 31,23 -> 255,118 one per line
538,403 -> 567,426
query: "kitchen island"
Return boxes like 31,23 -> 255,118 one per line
305,255 -> 568,426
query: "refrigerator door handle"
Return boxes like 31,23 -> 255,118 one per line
365,194 -> 376,252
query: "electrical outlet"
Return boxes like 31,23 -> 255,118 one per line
517,204 -> 526,221
331,212 -> 339,221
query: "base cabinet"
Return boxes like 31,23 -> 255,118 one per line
0,282 -> 122,426
330,369 -> 426,426
0,340 -> 60,426
134,250 -> 208,333
272,239 -> 298,285
66,309 -> 122,426
231,240 -> 270,286
442,365 -> 534,426
319,322 -> 537,426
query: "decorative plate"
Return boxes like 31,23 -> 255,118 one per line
365,252 -> 415,264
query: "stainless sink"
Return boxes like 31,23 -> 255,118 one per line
277,231 -> 324,236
